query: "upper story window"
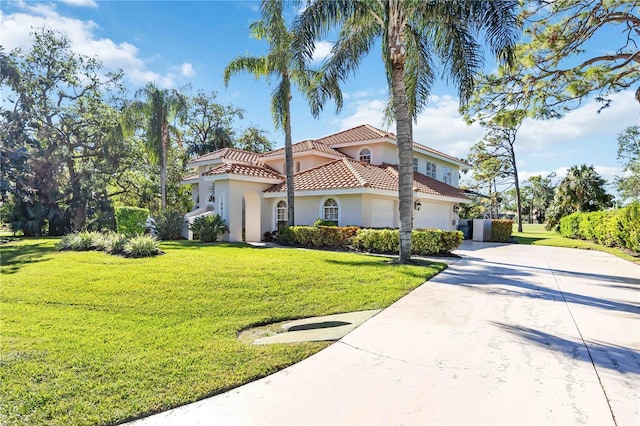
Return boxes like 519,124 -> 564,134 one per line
442,166 -> 452,185
323,198 -> 339,222
359,148 -> 371,163
426,162 -> 437,179
276,200 -> 288,222
413,157 -> 418,172
296,161 -> 301,173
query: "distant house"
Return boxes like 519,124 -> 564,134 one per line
181,124 -> 470,241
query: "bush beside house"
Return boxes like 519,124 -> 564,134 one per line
279,226 -> 463,256
491,219 -> 513,242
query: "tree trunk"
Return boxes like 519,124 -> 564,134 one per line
160,115 -> 168,210
510,144 -> 523,232
283,77 -> 295,226
390,66 -> 413,262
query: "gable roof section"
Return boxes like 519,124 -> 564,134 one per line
265,158 -> 468,201
261,139 -> 346,158
187,148 -> 262,166
203,162 -> 283,180
314,124 -> 394,146
315,124 -> 470,168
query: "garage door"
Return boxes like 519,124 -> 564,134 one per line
371,199 -> 394,228
415,202 -> 450,230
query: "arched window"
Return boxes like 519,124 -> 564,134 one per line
276,200 -> 288,222
323,198 -> 339,222
359,148 -> 371,163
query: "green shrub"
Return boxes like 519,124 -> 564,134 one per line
57,231 -> 103,251
123,234 -> 163,257
190,214 -> 229,243
559,204 -> 640,253
491,219 -> 513,242
313,218 -> 338,227
279,225 -> 360,248
352,229 -> 399,253
115,206 -> 149,235
104,232 -> 128,254
154,210 -> 184,240
559,213 -> 581,239
620,202 -> 640,252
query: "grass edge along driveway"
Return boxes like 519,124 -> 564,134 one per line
0,238 -> 445,426
512,223 -> 639,264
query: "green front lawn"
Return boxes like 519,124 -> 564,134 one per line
512,223 -> 639,263
0,239 -> 445,426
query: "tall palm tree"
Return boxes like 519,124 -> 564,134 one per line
127,82 -> 188,210
294,0 -> 520,262
224,0 -> 308,226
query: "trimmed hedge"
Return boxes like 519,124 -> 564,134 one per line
559,203 -> 640,253
491,219 -> 513,242
115,206 -> 149,235
278,226 -> 463,255
279,226 -> 360,249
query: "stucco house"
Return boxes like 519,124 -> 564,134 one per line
181,124 -> 471,241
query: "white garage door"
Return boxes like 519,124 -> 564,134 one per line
415,203 -> 450,230
371,199 -> 394,228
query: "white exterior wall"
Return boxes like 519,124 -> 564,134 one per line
413,153 -> 461,188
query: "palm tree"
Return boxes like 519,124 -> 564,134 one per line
294,0 -> 520,262
127,82 -> 188,210
224,0 -> 308,226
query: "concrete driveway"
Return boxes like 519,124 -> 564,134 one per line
130,242 -> 639,425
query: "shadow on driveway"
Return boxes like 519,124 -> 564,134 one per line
492,322 -> 640,375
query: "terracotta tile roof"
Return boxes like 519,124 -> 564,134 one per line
314,124 -> 394,146
187,148 -> 262,166
265,158 -> 469,201
203,163 -> 283,180
313,124 -> 469,167
181,172 -> 199,182
262,139 -> 346,158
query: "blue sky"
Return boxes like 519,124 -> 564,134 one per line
2,0 -> 638,196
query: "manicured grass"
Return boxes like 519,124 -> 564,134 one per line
0,238 -> 445,426
512,224 -> 639,263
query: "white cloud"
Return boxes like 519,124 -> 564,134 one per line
312,41 -> 333,64
0,2 -> 176,87
180,63 -> 195,78
518,91 -> 639,154
339,99 -> 387,131
58,0 -> 98,8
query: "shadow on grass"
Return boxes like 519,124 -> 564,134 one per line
492,322 -> 640,375
0,241 -> 53,274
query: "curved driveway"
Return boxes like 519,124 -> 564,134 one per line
131,242 -> 639,425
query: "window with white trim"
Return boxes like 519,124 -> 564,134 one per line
323,198 -> 339,222
413,157 -> 418,172
442,166 -> 452,185
426,162 -> 437,178
276,200 -> 288,222
296,162 -> 300,172
359,148 -> 371,163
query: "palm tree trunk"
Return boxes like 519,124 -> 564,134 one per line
283,78 -> 295,226
391,64 -> 413,262
160,116 -> 168,210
